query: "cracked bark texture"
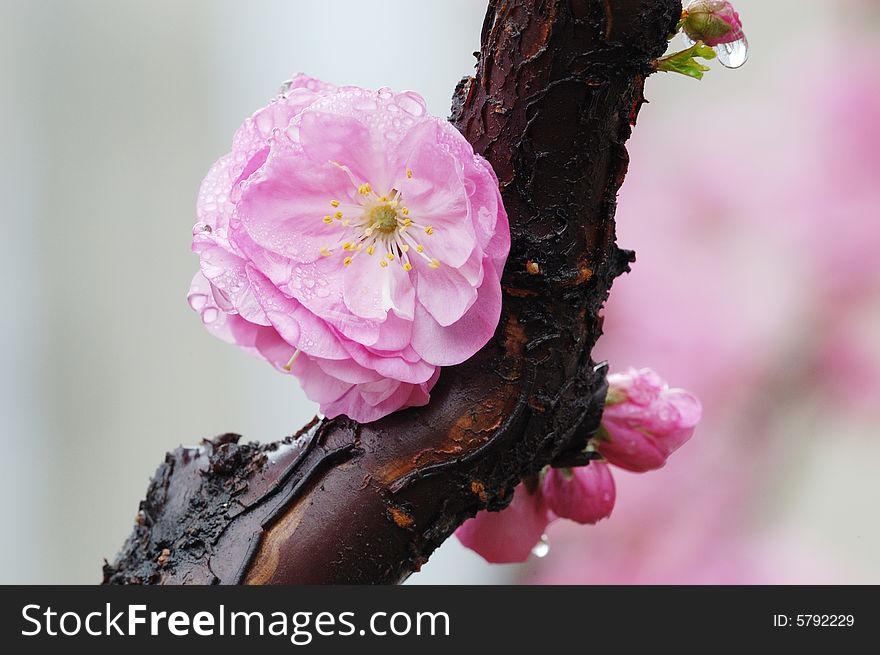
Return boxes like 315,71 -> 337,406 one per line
103,0 -> 681,585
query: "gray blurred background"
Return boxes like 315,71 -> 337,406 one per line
3,0 -> 877,584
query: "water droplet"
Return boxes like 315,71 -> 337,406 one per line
201,308 -> 219,324
531,535 -> 550,558
354,97 -> 378,112
396,92 -> 426,117
715,36 -> 748,69
188,293 -> 208,311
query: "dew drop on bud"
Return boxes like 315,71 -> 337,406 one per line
715,36 -> 749,69
531,535 -> 550,558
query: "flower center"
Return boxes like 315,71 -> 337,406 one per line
318,164 -> 441,272
370,203 -> 400,233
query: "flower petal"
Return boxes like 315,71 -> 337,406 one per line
297,110 -> 390,191
411,259 -> 502,365
342,249 -> 415,321
246,266 -> 349,360
413,256 -> 478,328
455,484 -> 551,564
237,150 -> 356,264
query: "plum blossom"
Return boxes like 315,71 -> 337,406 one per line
455,368 -> 700,564
598,368 -> 702,473
188,75 -> 509,423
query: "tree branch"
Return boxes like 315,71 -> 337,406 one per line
103,0 -> 680,585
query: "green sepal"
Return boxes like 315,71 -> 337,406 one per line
655,41 -> 717,80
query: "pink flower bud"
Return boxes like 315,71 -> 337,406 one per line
682,0 -> 745,47
455,484 -> 550,564
597,368 -> 702,473
543,462 -> 616,525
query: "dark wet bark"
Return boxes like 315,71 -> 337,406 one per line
103,0 -> 681,585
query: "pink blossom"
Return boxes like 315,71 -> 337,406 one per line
543,462 -> 616,525
189,74 -> 509,423
455,484 -> 550,564
682,1 -> 745,47
597,368 -> 702,473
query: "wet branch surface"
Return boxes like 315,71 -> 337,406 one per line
104,0 -> 680,585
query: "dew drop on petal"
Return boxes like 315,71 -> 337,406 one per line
201,307 -> 219,324
353,96 -> 378,112
531,535 -> 550,558
396,92 -> 426,117
714,36 -> 748,69
188,293 -> 208,311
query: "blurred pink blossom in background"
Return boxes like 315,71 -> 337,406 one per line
522,5 -> 880,584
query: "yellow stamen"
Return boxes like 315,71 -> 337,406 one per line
330,200 -> 340,208
322,216 -> 333,224
430,259 -> 441,269
403,262 -> 413,272
387,253 -> 395,261
401,244 -> 410,253
342,220 -> 351,226
407,168 -> 413,179
366,246 -> 375,255
334,211 -> 344,220
401,207 -> 410,216
424,226 -> 434,235
358,183 -> 372,195
283,349 -> 301,372
380,195 -> 388,202
343,242 -> 353,251
320,247 -> 332,257
403,219 -> 413,228
379,260 -> 389,268
343,257 -> 353,266
416,245 -> 425,253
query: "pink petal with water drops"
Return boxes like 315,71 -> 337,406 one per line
412,256 -> 479,328
196,75 -> 334,242
237,151 -> 355,264
313,356 -> 383,385
340,338 -> 437,386
199,245 -> 270,326
411,260 -> 502,366
342,245 -> 416,321
246,267 -> 349,361
291,355 -> 355,406
397,139 -> 476,269
188,272 -> 297,370
297,111 -> 391,193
